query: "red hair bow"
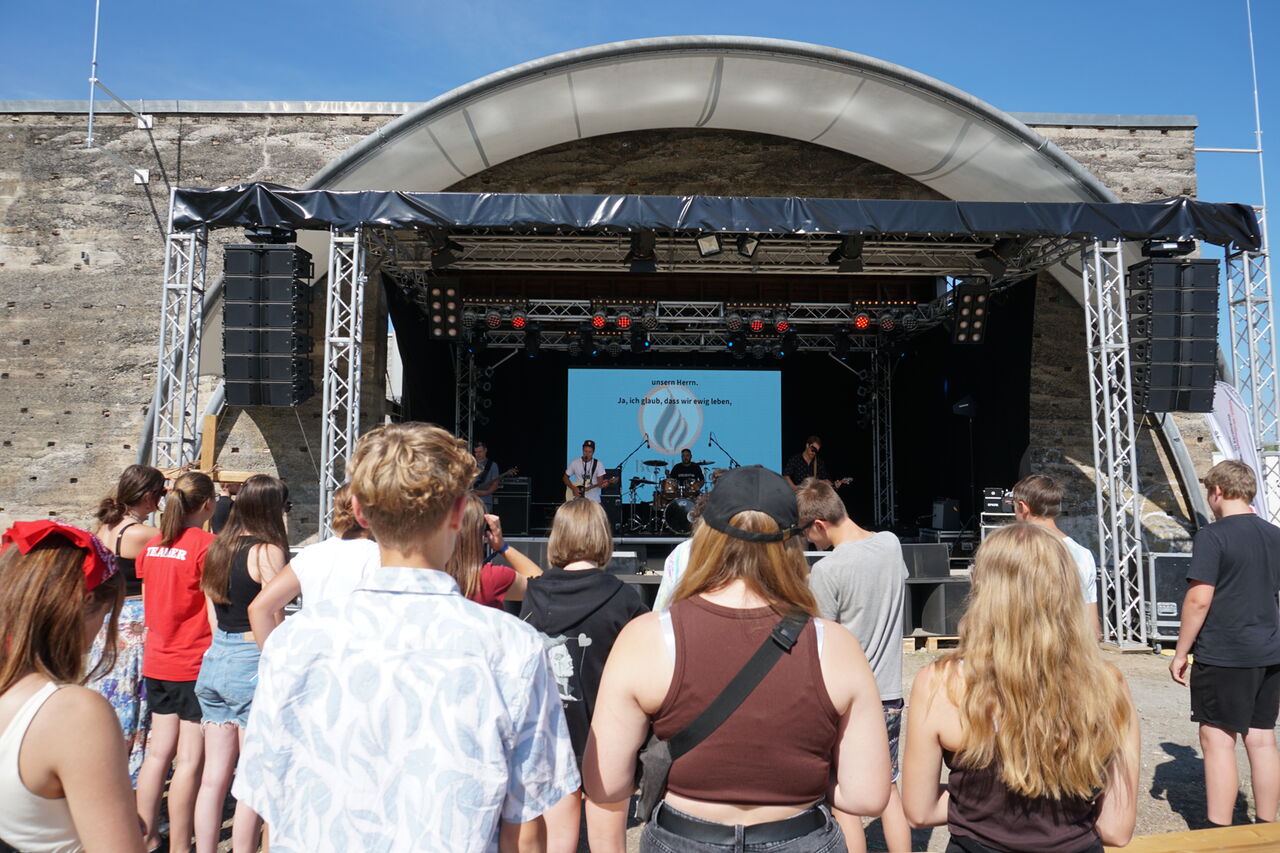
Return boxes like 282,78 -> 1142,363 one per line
1,521 -> 118,591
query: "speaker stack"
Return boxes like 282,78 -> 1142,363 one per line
223,245 -> 316,407
1127,258 -> 1219,413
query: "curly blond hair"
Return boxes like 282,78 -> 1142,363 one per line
348,423 -> 473,551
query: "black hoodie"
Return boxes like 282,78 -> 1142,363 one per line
519,568 -> 649,762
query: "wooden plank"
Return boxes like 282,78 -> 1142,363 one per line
1111,821 -> 1280,852
199,413 -> 218,473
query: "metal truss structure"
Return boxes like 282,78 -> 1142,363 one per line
318,229 -> 366,537
1081,241 -> 1146,648
1226,207 -> 1280,520
152,228 -> 207,469
870,352 -> 895,528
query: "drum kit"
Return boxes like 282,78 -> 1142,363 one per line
627,458 -> 715,535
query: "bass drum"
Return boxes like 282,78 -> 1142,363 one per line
664,497 -> 696,535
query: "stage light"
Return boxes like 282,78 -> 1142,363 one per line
641,307 -> 659,330
1142,239 -> 1196,258
568,326 -> 585,357
857,385 -> 869,398
748,313 -> 766,333
901,312 -> 919,332
484,308 -> 502,329
631,326 -> 651,351
462,308 -> 476,327
726,331 -> 745,353
975,238 -> 1019,278
590,336 -> 602,358
511,309 -> 527,330
879,312 -> 895,332
736,235 -> 760,259
953,281 -> 991,344
725,310 -> 743,332
750,343 -> 767,360
857,403 -> 868,416
591,309 -> 607,330
696,234 -> 722,258
624,231 -> 657,273
853,312 -> 871,331
616,309 -> 633,330
465,328 -> 487,354
429,231 -> 465,270
607,338 -> 622,357
772,344 -> 785,360
523,325 -> 541,357
773,311 -> 789,333
777,331 -> 798,358
828,236 -> 864,273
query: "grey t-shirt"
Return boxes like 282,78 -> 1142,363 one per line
809,531 -> 908,701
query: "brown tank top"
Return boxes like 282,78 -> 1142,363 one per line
944,750 -> 1101,853
652,597 -> 840,807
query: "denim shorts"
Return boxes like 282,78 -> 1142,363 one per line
194,628 -> 261,726
640,803 -> 845,853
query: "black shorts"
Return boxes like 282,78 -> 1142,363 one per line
144,677 -> 202,723
1190,661 -> 1280,735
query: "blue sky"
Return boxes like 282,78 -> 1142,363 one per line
1,0 -> 1275,214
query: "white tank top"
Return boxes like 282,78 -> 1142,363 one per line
0,681 -> 83,853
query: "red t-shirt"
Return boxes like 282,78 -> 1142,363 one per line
467,562 -> 516,609
137,526 -> 214,681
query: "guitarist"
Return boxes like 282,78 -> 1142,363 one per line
472,441 -> 501,511
563,439 -> 608,504
783,435 -> 837,492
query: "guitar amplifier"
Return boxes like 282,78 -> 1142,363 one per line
493,477 -> 530,536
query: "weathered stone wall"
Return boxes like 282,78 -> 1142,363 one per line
0,107 -> 1206,544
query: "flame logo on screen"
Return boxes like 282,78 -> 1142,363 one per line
639,384 -> 704,455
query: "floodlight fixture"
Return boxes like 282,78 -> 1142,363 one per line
853,312 -> 872,331
975,238 -> 1019,278
484,308 -> 502,329
901,312 -> 919,332
828,236 -> 865,273
696,233 -> 722,258
591,309 -> 608,330
953,281 -> 991,344
616,309 -> 633,330
773,311 -> 790,333
725,310 -> 743,332
736,235 -> 760,259
641,307 -> 659,330
748,313 -> 766,333
624,231 -> 657,273
879,312 -> 895,332
1142,239 -> 1196,258
429,231 -> 465,269
511,308 -> 527,330
607,338 -> 622,358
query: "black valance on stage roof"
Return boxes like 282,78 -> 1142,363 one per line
171,182 -> 1262,250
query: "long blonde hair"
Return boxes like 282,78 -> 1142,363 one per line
548,499 -> 612,568
445,494 -> 486,599
941,522 -> 1130,799
674,510 -> 816,616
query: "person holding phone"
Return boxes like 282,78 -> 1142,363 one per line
445,494 -> 543,608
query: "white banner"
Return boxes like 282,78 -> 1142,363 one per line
1205,380 -> 1268,517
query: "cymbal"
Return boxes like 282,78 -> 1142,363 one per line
642,459 -> 668,467
630,478 -> 657,486
690,460 -> 715,466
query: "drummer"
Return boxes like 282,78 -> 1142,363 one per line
668,448 -> 705,492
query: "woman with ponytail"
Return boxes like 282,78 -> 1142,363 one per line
193,475 -> 289,853
90,464 -> 166,783
133,471 -> 216,853
901,523 -> 1140,852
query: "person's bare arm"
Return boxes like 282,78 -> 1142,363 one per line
248,543 -> 288,587
38,687 -> 146,852
1171,581 -> 1214,685
206,596 -> 218,635
504,573 -> 529,603
1093,672 -> 1141,846
901,663 -> 950,827
1087,602 -> 1101,641
485,514 -> 542,579
822,621 -> 891,817
248,564 -> 301,649
500,817 -> 544,853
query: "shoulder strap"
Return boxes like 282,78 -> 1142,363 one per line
115,521 -> 139,556
667,612 -> 809,760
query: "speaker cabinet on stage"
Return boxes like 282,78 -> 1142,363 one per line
1148,553 -> 1191,645
1127,258 -> 1219,413
223,245 -> 316,407
492,476 -> 530,536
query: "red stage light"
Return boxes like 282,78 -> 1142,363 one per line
775,320 -> 790,333
512,315 -> 527,330
749,313 -> 766,332
591,313 -> 607,329
616,313 -> 632,330
853,312 -> 871,330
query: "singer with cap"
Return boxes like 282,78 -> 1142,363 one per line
564,440 -> 611,503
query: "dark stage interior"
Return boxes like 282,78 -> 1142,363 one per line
387,277 -> 1035,535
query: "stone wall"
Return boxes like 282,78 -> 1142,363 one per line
0,107 -> 1206,543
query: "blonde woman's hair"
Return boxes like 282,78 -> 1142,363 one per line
548,499 -> 613,568
673,510 -> 816,616
348,423 -> 473,552
445,494 -> 487,599
940,522 -> 1131,800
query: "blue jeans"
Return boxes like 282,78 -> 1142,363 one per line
194,628 -> 260,726
640,803 -> 845,853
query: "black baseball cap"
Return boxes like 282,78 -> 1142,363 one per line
582,439 -> 595,448
701,465 -> 806,543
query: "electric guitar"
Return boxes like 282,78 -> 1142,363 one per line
474,467 -> 519,495
565,475 -> 620,502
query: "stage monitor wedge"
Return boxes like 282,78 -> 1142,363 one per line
223,244 -> 315,408
1127,258 -> 1219,414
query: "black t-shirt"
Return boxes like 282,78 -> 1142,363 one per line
783,452 -> 828,486
670,462 -> 704,482
210,495 -> 234,534
1188,512 -> 1280,667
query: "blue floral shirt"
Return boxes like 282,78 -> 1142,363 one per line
233,566 -> 580,851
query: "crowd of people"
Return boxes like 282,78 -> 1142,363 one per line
0,422 -> 1276,852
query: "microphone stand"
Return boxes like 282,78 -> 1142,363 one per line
707,432 -> 742,469
615,435 -> 653,532
617,435 -> 650,473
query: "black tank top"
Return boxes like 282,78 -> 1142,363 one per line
114,523 -> 143,597
214,536 -> 265,633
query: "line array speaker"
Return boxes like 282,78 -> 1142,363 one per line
1127,258 -> 1219,413
223,245 -> 315,407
